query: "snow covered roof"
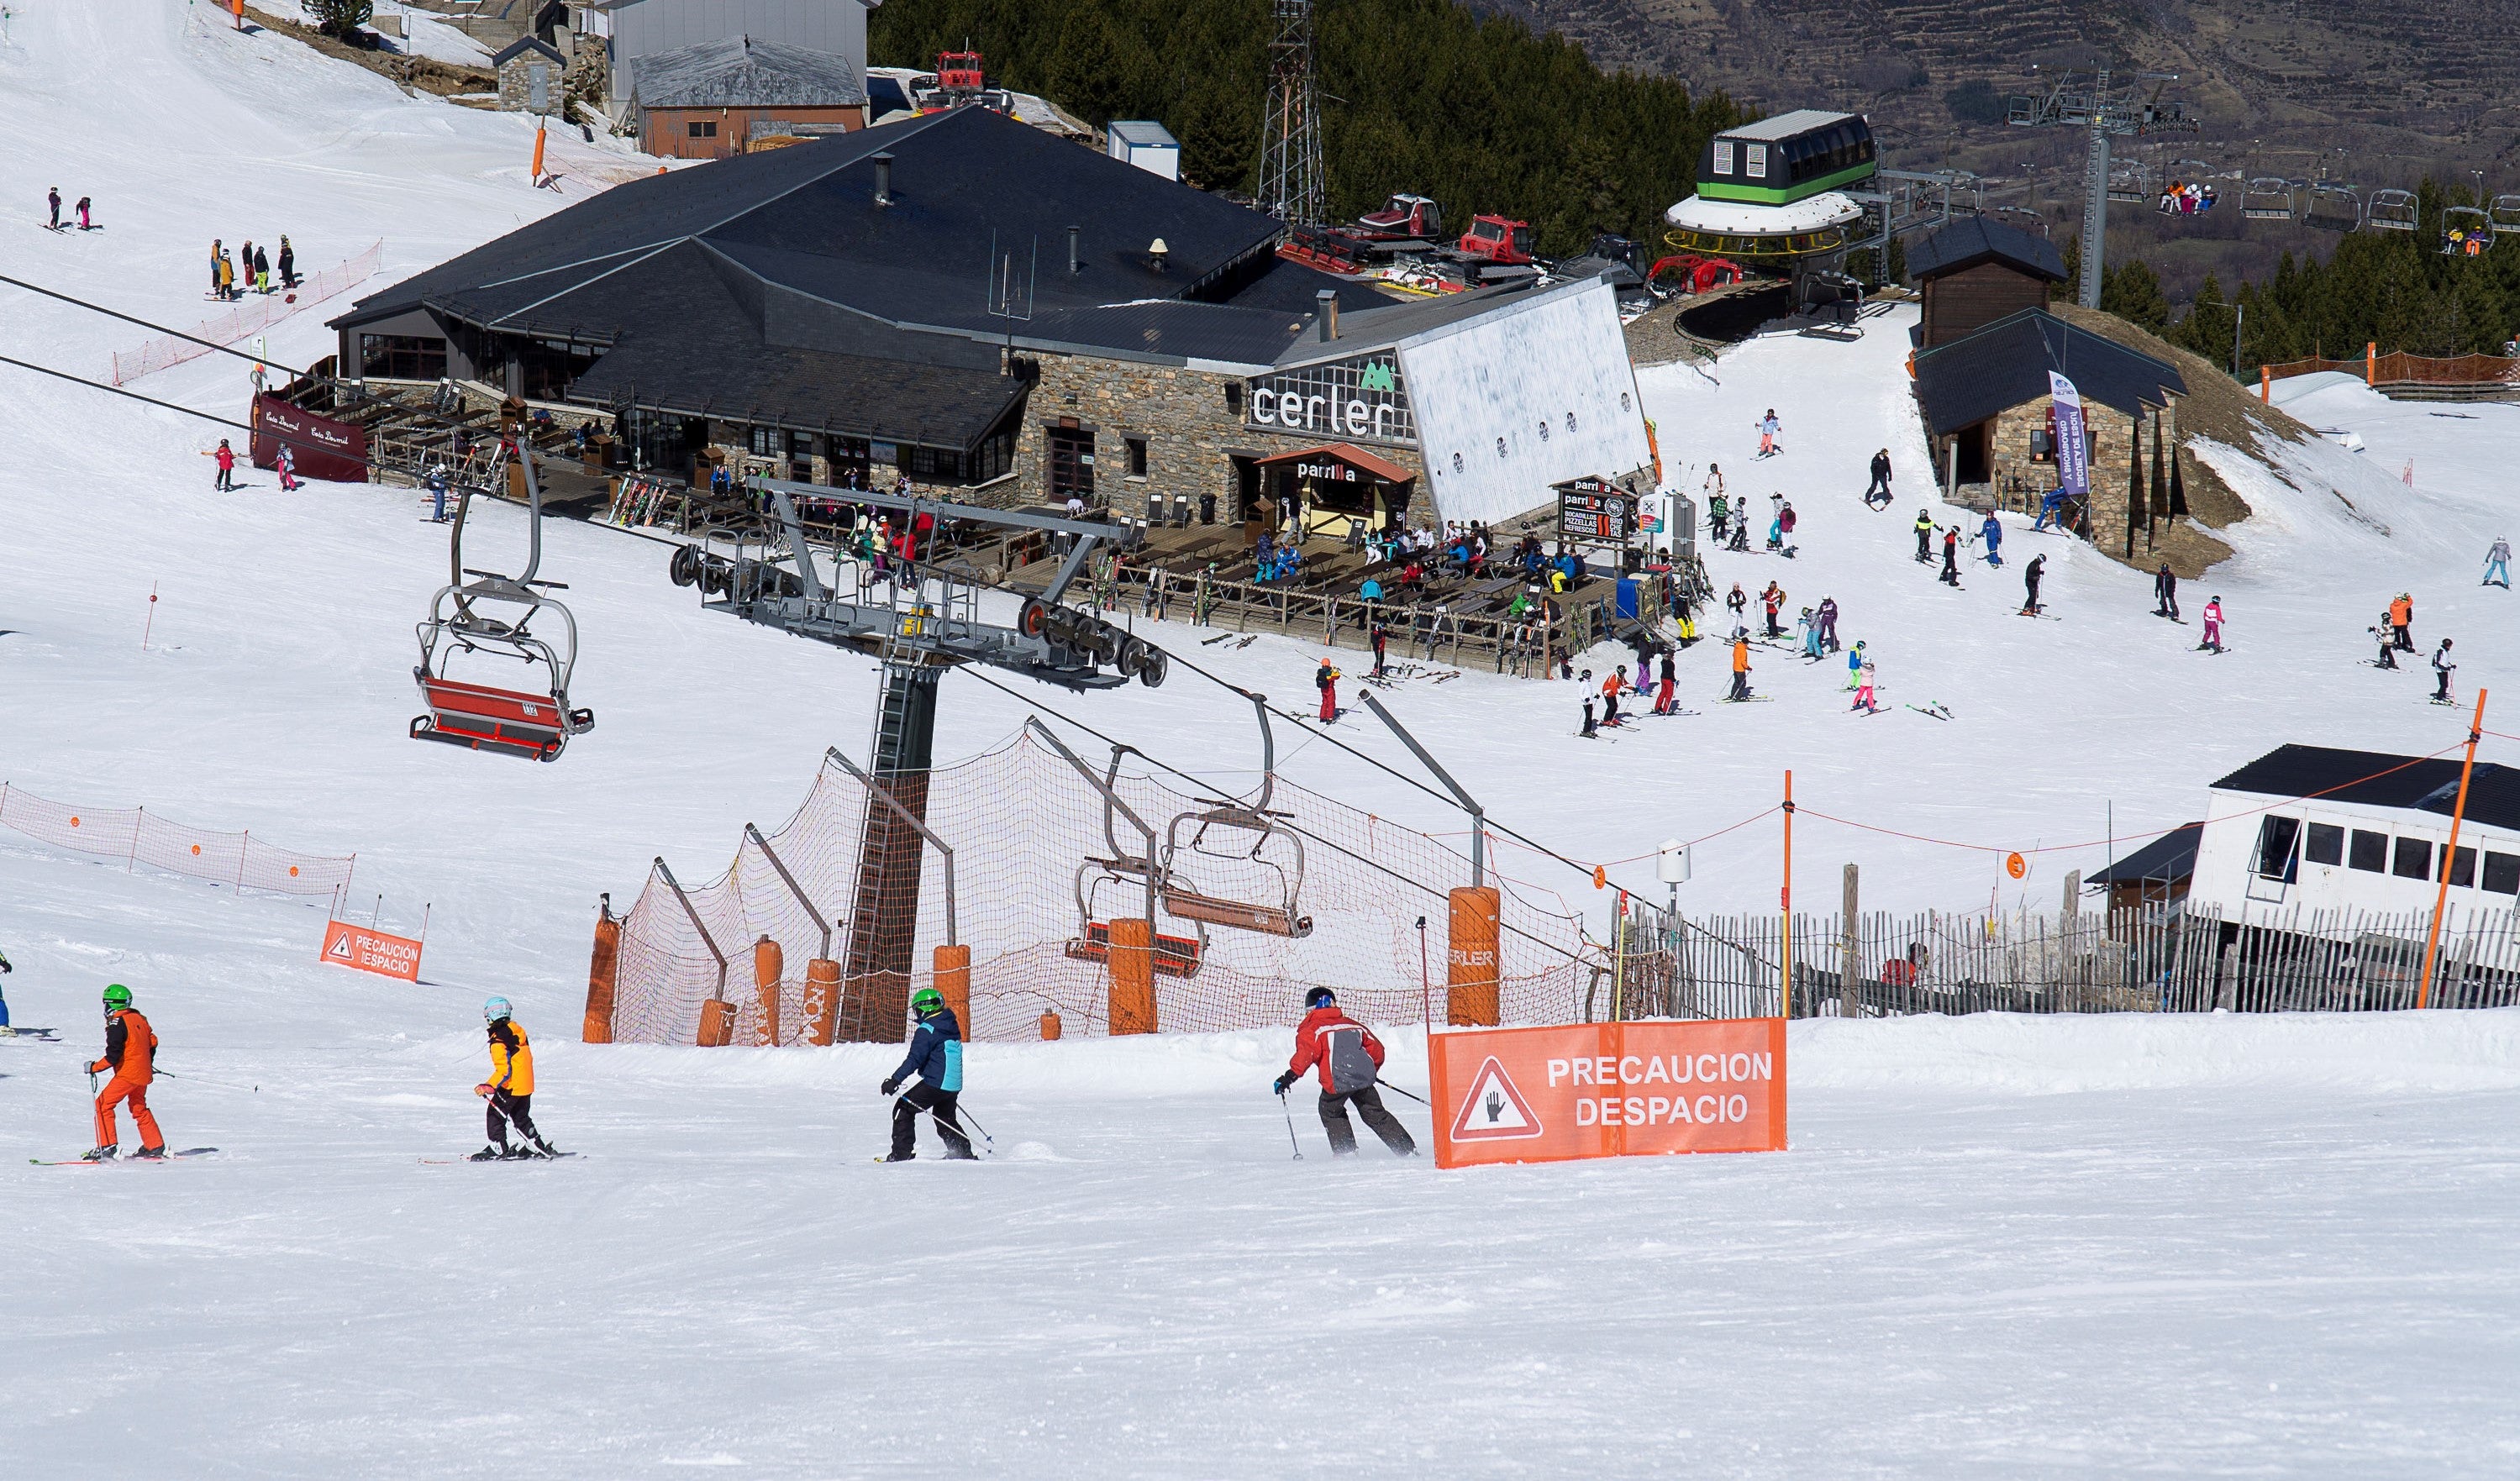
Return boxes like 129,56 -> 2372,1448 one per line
630,34 -> 867,110
1721,109 -> 1860,142
2211,745 -> 2520,836
1911,308 -> 2184,435
1907,217 -> 2068,284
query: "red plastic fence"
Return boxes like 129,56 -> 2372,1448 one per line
0,782 -> 355,900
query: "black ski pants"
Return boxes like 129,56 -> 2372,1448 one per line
891,1083 -> 974,1159
487,1090 -> 541,1146
2025,575 -> 2042,610
1318,1085 -> 1415,1156
1915,527 -> 1931,560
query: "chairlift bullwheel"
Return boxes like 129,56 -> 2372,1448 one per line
1136,644 -> 1168,689
670,544 -> 702,587
1018,597 -> 1050,638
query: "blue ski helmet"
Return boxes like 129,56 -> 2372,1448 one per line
1304,986 -> 1337,1010
483,996 -> 513,1023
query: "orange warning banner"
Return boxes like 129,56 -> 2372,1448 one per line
319,919 -> 424,982
1428,1018 -> 1786,1169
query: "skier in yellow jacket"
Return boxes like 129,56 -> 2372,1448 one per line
471,997 -> 559,1160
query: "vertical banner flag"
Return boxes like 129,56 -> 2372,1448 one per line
2049,371 -> 2089,500
1428,1018 -> 1787,1169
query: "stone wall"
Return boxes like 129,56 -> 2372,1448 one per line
1013,351 -> 1433,527
1981,394 -> 2181,559
497,52 -> 562,113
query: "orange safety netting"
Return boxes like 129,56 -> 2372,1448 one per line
608,727 -> 1594,1044
108,240 -> 382,386
0,782 -> 355,899
2265,351 -> 2520,387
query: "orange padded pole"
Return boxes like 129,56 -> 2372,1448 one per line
802,958 -> 840,1046
752,936 -> 784,1046
530,123 -> 547,182
581,911 -> 620,1044
1107,918 -> 1157,1034
1039,1010 -> 1063,1041
1446,885 -> 1502,1027
934,943 -> 972,1039
696,998 -> 734,1048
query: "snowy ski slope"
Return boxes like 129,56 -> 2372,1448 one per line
3,5 -> 2517,1475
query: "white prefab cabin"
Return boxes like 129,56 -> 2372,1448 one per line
2186,744 -> 2520,930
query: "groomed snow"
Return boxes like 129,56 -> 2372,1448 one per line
4,4 -> 2519,1475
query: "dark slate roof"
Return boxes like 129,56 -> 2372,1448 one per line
630,35 -> 867,110
2210,745 -> 2520,836
559,244 -> 1023,449
1911,308 -> 2186,436
334,107 -> 1369,370
491,36 -> 566,71
1907,216 -> 2069,284
2091,822 -> 2203,885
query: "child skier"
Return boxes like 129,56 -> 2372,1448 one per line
2370,612 -> 2400,670
881,987 -> 974,1161
1845,638 -> 1866,690
1756,409 -> 1781,457
1980,512 -> 2002,567
2486,537 -> 2512,589
2023,554 -> 2047,615
1273,987 -> 1415,1157
1939,528 -> 1962,586
473,998 -> 557,1159
87,985 -> 166,1161
276,443 -> 297,492
1851,661 -> 1880,713
214,439 -> 236,492
1797,607 -> 1823,660
1912,508 -> 1935,563
47,186 -> 60,229
2154,562 -> 2180,619
1315,660 -> 1340,722
76,196 -> 92,230
1761,580 -> 1786,637
1581,692 -> 1597,738
2200,596 -> 2226,654
2432,638 -> 2457,702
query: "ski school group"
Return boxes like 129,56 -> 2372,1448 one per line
12,967 -> 1426,1166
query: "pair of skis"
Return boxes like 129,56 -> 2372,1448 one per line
32,1147 -> 219,1166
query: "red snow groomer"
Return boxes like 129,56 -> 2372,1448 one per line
934,50 -> 986,99
1276,223 -> 1369,276
1455,213 -> 1535,265
1648,253 -> 1744,296
1354,192 -> 1444,243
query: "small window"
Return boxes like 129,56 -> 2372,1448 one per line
1224,384 -> 1243,414
2485,852 -> 2520,895
2305,823 -> 2344,866
2349,830 -> 2388,872
1123,436 -> 1148,478
2444,845 -> 2476,888
689,120 -> 718,139
1713,140 -> 1734,175
1746,143 -> 1768,179
2392,837 -> 2432,880
2253,817 -> 2300,880
747,426 -> 777,456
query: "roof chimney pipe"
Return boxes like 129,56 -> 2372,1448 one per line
872,151 -> 894,206
1316,288 -> 1338,342
1067,224 -> 1081,274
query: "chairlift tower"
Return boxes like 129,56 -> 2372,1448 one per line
1257,0 -> 1326,225
2007,66 -> 2196,309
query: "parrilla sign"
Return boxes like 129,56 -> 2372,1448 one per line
1247,353 -> 1414,443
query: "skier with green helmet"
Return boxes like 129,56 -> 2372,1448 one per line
878,986 -> 973,1161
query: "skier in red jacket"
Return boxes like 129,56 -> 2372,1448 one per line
1273,987 -> 1416,1156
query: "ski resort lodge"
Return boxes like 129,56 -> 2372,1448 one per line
326,105 -> 1653,533
1905,218 -> 2190,558
2182,745 -> 2520,925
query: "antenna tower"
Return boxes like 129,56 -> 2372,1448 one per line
1257,0 -> 1326,225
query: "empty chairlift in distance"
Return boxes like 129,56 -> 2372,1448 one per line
2491,194 -> 2520,236
1155,697 -> 1312,939
410,439 -> 596,761
2241,176 -> 2296,221
2303,181 -> 2361,232
2367,188 -> 2420,233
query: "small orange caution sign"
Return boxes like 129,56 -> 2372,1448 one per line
1448,1057 -> 1543,1142
320,920 -> 424,982
1429,1019 -> 1786,1169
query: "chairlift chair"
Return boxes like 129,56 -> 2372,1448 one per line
410,439 -> 595,761
2302,182 -> 2360,232
2366,188 -> 2419,233
1155,696 -> 1313,938
2441,205 -> 2494,257
2240,177 -> 2296,221
2105,162 -> 2150,204
2490,194 -> 2520,235
1061,743 -> 1207,977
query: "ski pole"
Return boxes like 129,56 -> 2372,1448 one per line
887,1089 -> 993,1155
1277,1088 -> 1304,1160
150,1066 -> 261,1094
1379,1084 -> 1432,1109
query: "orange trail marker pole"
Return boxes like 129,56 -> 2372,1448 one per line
530,123 -> 547,183
1780,769 -> 1793,1020
2417,689 -> 2486,1010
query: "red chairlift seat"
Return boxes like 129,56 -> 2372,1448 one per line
411,674 -> 593,762
1063,919 -> 1205,978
